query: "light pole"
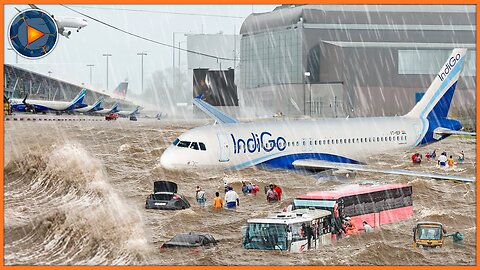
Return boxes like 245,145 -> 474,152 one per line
86,64 -> 95,86
303,71 -> 311,115
173,32 -> 189,89
47,71 -> 52,100
137,52 -> 147,95
102,53 -> 112,92
177,41 -> 187,72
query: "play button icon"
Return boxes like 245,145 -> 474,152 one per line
9,9 -> 59,59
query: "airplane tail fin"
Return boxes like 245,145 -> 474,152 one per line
113,82 -> 128,99
68,89 -> 87,108
405,48 -> 467,119
111,102 -> 119,113
92,96 -> 104,111
132,106 -> 140,115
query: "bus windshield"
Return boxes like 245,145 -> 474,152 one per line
243,223 -> 287,250
417,226 -> 442,240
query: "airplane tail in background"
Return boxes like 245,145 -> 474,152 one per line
132,106 -> 140,115
110,102 -> 119,113
405,48 -> 467,120
92,96 -> 104,111
67,89 -> 87,110
113,81 -> 128,99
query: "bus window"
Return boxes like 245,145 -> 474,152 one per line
291,223 -> 306,242
243,223 -> 287,250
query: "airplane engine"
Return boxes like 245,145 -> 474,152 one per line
61,30 -> 71,38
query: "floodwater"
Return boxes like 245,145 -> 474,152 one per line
4,117 -> 476,265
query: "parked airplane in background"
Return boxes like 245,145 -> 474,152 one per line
75,96 -> 104,113
95,102 -> 119,115
160,48 -> 475,183
117,106 -> 140,117
27,4 -> 88,38
10,89 -> 87,113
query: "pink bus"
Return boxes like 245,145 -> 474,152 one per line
292,183 -> 413,233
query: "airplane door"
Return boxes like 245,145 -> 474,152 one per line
217,134 -> 230,162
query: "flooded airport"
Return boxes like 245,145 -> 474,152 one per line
4,118 -> 476,265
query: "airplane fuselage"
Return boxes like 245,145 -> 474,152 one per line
160,116 -> 433,170
55,16 -> 88,30
10,99 -> 85,112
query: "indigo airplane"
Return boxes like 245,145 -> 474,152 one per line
75,96 -> 104,113
95,102 -> 119,115
160,48 -> 475,182
117,106 -> 140,117
11,89 -> 87,113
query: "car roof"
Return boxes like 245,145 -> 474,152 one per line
168,232 -> 215,244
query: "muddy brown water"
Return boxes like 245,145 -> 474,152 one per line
4,117 -> 476,265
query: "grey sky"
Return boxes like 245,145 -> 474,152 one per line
4,5 -> 276,95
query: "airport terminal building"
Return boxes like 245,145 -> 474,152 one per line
4,64 -> 137,110
239,5 -> 476,119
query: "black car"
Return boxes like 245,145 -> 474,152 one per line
129,114 -> 137,121
145,181 -> 190,210
161,232 -> 217,249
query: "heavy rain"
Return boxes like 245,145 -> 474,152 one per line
3,4 -> 476,266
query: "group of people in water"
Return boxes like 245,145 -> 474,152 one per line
194,182 -> 283,209
411,149 -> 465,167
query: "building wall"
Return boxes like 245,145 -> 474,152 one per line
239,5 -> 476,119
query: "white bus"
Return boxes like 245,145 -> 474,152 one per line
242,208 -> 332,253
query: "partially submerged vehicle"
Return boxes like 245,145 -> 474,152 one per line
242,208 -> 332,253
161,232 -> 217,249
145,181 -> 190,210
292,183 -> 413,233
413,222 -> 447,248
413,222 -> 446,249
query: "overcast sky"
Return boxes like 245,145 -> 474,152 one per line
4,5 -> 276,95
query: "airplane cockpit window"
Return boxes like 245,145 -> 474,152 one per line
173,138 -> 180,146
190,142 -> 199,150
199,143 -> 206,151
177,141 -> 191,148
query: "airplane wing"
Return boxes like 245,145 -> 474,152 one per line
434,127 -> 476,137
193,95 -> 238,124
291,159 -> 475,183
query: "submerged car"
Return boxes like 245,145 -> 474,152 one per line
161,232 -> 217,249
145,181 -> 190,210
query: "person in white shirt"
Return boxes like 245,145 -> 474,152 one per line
438,154 -> 448,167
225,186 -> 239,209
361,221 -> 374,233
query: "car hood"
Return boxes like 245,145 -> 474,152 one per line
154,181 -> 178,193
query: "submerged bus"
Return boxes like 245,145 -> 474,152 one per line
292,183 -> 413,233
242,209 -> 332,253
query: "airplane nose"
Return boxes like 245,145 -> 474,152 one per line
160,148 -> 175,169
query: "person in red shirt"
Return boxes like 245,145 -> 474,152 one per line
273,185 -> 283,201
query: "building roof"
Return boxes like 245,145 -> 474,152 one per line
322,41 -> 476,49
240,4 -> 475,35
295,183 -> 411,200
